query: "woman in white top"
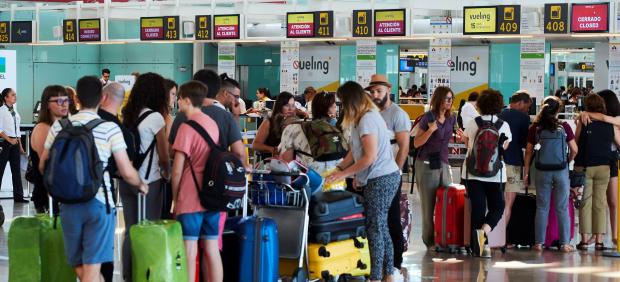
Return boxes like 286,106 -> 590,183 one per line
0,88 -> 26,203
457,89 -> 512,258
119,73 -> 170,280
247,87 -> 273,114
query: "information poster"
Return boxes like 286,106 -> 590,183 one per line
428,17 -> 452,97
195,15 -> 211,40
544,3 -> 568,34
78,19 -> 101,42
609,38 -> 620,93
63,19 -> 77,42
520,38 -> 546,101
463,6 -> 497,35
287,12 -> 314,38
374,9 -> 406,36
356,40 -> 376,86
280,41 -> 300,95
218,42 -> 236,79
430,16 -> 452,34
0,22 -> 9,43
352,10 -> 372,37
214,14 -> 240,39
497,5 -> 520,34
571,3 -> 609,33
11,21 -> 32,43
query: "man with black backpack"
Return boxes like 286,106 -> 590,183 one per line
39,76 -> 147,282
367,74 -> 411,277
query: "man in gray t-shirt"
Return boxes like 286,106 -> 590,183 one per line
366,74 -> 411,275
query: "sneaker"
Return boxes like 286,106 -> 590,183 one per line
480,245 -> 492,258
476,229 -> 486,257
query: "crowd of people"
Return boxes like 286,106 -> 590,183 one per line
4,62 -> 620,282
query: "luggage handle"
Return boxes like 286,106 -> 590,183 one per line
137,193 -> 146,224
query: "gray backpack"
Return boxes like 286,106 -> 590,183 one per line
535,125 -> 568,171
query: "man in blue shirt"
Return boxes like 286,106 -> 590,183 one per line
498,91 -> 532,236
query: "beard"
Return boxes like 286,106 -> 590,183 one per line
373,95 -> 388,108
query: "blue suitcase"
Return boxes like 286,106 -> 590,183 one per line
239,216 -> 279,282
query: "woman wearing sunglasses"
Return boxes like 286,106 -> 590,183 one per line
30,86 -> 70,211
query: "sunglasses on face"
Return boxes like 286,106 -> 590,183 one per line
49,97 -> 70,106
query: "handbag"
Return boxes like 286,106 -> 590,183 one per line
569,170 -> 585,188
25,156 -> 41,184
572,124 -> 590,209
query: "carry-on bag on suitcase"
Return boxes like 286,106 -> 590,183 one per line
434,184 -> 466,253
545,193 -> 576,248
130,194 -> 188,282
238,216 -> 279,282
307,237 -> 371,280
310,190 -> 366,244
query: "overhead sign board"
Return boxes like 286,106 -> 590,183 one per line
140,16 -> 179,41
195,15 -> 211,40
0,22 -> 9,43
463,6 -> 497,35
287,12 -> 315,38
571,3 -> 609,33
544,3 -> 568,34
78,19 -> 101,42
314,11 -> 333,38
11,21 -> 32,43
63,19 -> 77,42
374,9 -> 406,36
497,5 -> 520,34
213,14 -> 240,39
352,10 -> 372,37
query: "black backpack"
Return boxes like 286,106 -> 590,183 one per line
128,110 -> 156,176
186,120 -> 246,211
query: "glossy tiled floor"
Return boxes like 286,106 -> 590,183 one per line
3,182 -> 620,282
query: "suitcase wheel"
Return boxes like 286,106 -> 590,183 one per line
500,246 -> 507,254
319,246 -> 331,257
357,260 -> 367,270
448,247 -> 457,254
353,238 -> 364,249
321,271 -> 334,282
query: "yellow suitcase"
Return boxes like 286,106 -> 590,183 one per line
307,237 -> 371,280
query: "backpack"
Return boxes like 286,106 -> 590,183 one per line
534,125 -> 568,171
409,111 -> 431,158
186,120 -> 246,211
44,118 -> 110,209
128,110 -> 156,175
466,116 -> 504,177
297,120 -> 347,162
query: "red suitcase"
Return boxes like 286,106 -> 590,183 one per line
434,184 -> 466,253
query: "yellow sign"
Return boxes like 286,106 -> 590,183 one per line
215,15 -> 239,26
550,5 -> 562,20
141,18 -> 163,28
79,19 -> 100,29
288,13 -> 314,24
198,16 -> 208,29
376,10 -> 405,22
464,7 -> 497,34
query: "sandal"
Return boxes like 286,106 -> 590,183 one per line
595,243 -> 606,251
576,242 -> 589,251
560,245 -> 576,253
532,244 -> 543,252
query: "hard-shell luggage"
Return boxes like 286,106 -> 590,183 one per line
307,237 -> 371,281
40,216 -> 77,282
238,216 -> 279,282
130,195 -> 188,282
463,194 -> 507,253
434,184 -> 466,252
507,191 -> 536,247
545,194 -> 576,248
8,217 -> 42,282
310,191 -> 365,244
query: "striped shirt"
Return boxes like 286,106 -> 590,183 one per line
44,111 -> 127,204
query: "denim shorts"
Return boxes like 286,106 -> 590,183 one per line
60,199 -> 116,266
177,211 -> 226,242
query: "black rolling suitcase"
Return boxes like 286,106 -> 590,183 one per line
309,191 -> 366,244
506,190 -> 536,248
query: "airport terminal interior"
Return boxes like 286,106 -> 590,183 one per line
2,0 -> 620,281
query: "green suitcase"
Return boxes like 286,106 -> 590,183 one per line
130,194 -> 188,282
39,216 -> 77,282
8,217 -> 41,282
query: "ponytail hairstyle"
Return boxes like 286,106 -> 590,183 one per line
535,96 -> 562,131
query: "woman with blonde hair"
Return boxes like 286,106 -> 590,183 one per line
326,81 -> 399,282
